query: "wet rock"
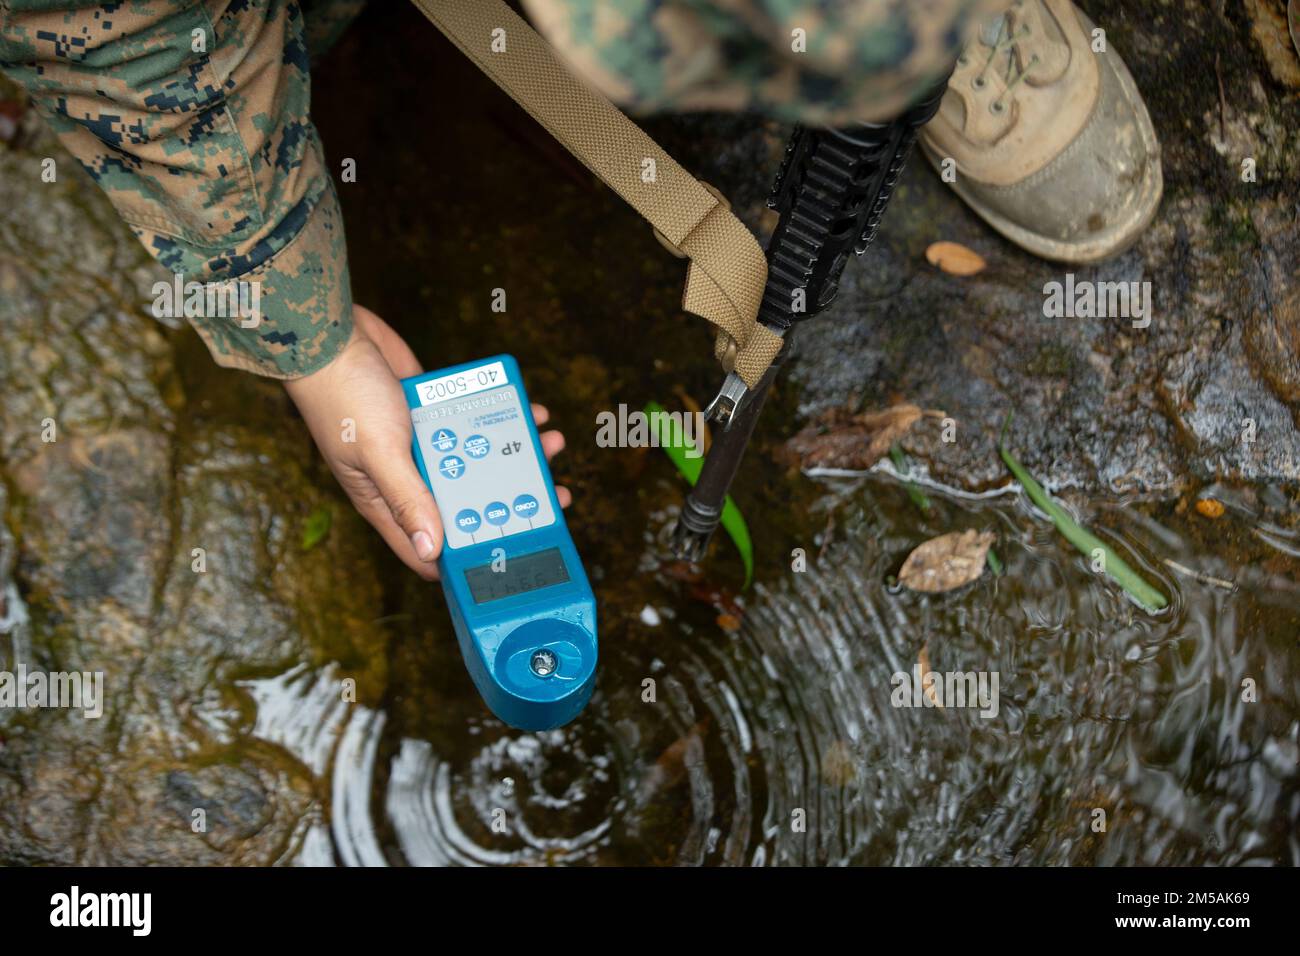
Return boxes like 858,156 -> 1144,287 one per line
1245,200 -> 1300,405
1245,0 -> 1300,89
1248,286 -> 1300,405
662,0 -> 1300,496
0,121 -> 388,864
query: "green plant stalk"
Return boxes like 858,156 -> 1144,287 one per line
889,443 -> 931,514
645,401 -> 753,588
999,443 -> 1167,611
985,547 -> 1003,576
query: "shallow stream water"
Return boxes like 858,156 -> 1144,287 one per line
2,1 -> 1296,868
241,462 -> 1299,865
251,6 -> 1300,866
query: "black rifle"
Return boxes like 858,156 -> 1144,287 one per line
672,77 -> 951,562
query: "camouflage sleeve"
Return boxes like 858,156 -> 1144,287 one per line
0,0 -> 352,379
523,0 -> 1009,125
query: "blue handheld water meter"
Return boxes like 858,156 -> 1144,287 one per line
402,355 -> 597,731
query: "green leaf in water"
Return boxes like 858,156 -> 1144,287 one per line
645,401 -> 753,588
302,505 -> 332,551
998,438 -> 1167,612
985,547 -> 1003,577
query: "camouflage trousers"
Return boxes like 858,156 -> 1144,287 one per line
315,0 -> 1008,125
524,0 -> 1008,126
0,0 -> 1006,378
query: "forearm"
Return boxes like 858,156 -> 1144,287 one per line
0,0 -> 352,377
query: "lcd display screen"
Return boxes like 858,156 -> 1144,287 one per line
464,547 -> 570,605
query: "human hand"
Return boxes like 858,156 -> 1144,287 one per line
284,304 -> 570,580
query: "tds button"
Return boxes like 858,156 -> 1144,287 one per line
454,509 -> 481,534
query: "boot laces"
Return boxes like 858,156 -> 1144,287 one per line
964,2 -> 1042,114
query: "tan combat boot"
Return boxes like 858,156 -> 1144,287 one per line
919,0 -> 1162,264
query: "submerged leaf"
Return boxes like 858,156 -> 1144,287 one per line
899,529 -> 995,593
301,506 -> 332,551
645,401 -> 753,588
890,443 -> 931,513
999,438 -> 1168,612
821,739 -> 858,786
635,718 -> 710,808
916,643 -> 942,708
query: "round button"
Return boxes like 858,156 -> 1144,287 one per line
512,494 -> 539,519
439,455 -> 466,479
483,501 -> 510,526
430,428 -> 457,453
454,508 -> 481,534
463,434 -> 490,459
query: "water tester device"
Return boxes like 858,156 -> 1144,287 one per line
402,355 -> 597,731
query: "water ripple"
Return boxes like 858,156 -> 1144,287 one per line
241,476 -> 1297,866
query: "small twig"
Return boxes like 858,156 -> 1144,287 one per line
817,511 -> 836,562
1214,52 -> 1227,143
370,613 -> 415,626
1162,558 -> 1237,593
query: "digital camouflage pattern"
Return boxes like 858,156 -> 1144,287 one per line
526,0 -> 1007,125
0,0 -> 354,378
0,0 -> 1000,377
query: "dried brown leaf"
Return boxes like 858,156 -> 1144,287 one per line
784,403 -> 941,470
925,240 -> 987,276
899,529 -> 996,593
673,386 -> 711,454
1194,498 -> 1226,518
